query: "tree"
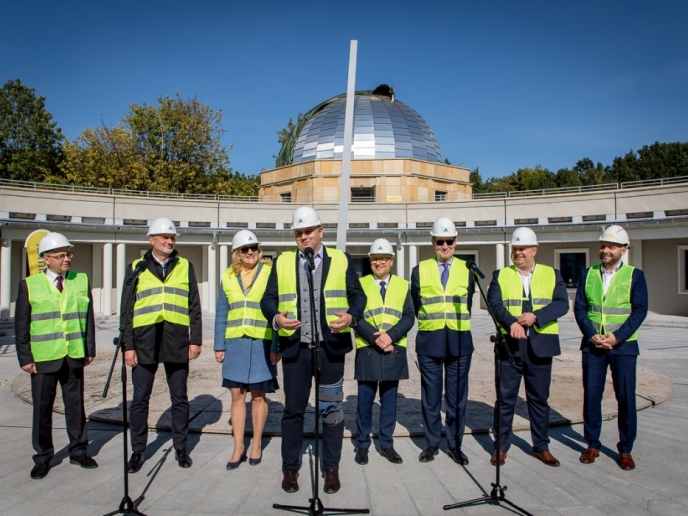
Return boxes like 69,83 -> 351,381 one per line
274,113 -> 304,167
0,79 -> 64,182
57,94 -> 259,195
469,167 -> 486,193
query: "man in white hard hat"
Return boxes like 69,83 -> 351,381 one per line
486,227 -> 569,468
574,225 -> 648,471
15,232 -> 98,479
261,206 -> 366,494
121,217 -> 202,472
352,238 -> 414,465
411,217 -> 475,465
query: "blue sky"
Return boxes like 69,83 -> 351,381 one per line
2,1 -> 687,179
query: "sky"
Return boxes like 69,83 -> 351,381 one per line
2,1 -> 688,179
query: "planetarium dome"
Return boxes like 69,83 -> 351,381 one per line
277,85 -> 442,166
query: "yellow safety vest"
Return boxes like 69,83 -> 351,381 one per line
222,264 -> 272,340
497,264 -> 558,335
356,274 -> 408,349
276,248 -> 350,337
585,264 -> 637,340
133,257 -> 190,328
26,271 -> 89,362
417,258 -> 471,332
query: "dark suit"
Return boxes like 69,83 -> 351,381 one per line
120,249 -> 202,453
15,272 -> 96,465
261,246 -> 366,471
410,261 -> 475,450
353,276 -> 414,449
574,264 -> 648,453
487,266 -> 569,453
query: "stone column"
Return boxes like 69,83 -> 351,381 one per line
396,245 -> 405,279
116,243 -> 126,313
102,243 -> 113,316
219,245 -> 229,277
0,239 -> 11,320
207,244 -> 217,314
496,243 -> 505,270
408,245 -> 417,274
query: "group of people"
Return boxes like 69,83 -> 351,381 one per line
15,207 -> 647,494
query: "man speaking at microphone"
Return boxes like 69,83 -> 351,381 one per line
120,217 -> 202,473
261,206 -> 366,495
486,227 -> 568,467
411,217 -> 475,465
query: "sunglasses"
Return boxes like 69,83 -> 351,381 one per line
435,239 -> 455,246
239,245 -> 259,253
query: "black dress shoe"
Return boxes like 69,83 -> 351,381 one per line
127,452 -> 145,473
282,469 -> 299,493
226,451 -> 247,470
380,447 -> 403,464
30,462 -> 50,479
175,448 -> 193,468
447,447 -> 469,465
355,448 -> 369,465
70,454 -> 98,469
419,446 -> 439,462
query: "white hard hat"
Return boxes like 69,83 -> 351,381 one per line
147,217 -> 178,236
292,206 -> 321,230
232,230 -> 260,251
510,227 -> 538,246
38,232 -> 72,256
368,238 -> 394,257
599,225 -> 629,247
430,217 -> 458,237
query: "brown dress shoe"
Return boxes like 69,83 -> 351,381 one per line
490,450 -> 506,466
533,450 -> 560,467
282,470 -> 299,493
323,469 -> 341,494
619,453 -> 635,470
580,447 -> 600,464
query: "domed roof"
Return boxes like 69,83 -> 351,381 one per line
280,85 -> 442,166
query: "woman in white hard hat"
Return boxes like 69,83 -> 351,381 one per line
214,230 -> 280,470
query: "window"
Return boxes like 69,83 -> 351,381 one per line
555,249 -> 589,288
281,192 -> 292,203
351,187 -> 375,202
435,190 -> 447,201
679,245 -> 688,295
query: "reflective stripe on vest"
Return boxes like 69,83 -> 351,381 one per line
417,259 -> 471,331
356,274 -> 408,349
222,264 -> 272,340
26,271 -> 89,362
276,248 -> 350,337
585,264 -> 637,339
497,264 -> 558,335
132,257 -> 190,328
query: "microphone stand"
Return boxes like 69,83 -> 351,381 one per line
443,268 -> 532,516
102,271 -> 146,516
274,257 -> 369,516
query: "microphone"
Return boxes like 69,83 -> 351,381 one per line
126,261 -> 147,286
465,260 -> 485,279
303,247 -> 316,271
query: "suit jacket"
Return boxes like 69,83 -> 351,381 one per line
260,246 -> 367,359
120,249 -> 203,364
15,271 -> 96,374
486,266 -> 569,358
354,279 -> 414,381
574,264 -> 648,356
410,262 -> 475,357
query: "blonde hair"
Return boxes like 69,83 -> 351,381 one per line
231,246 -> 263,276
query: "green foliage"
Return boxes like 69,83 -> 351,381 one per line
274,113 -> 304,167
0,79 -> 64,182
56,94 -> 258,195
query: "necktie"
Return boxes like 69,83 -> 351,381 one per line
441,263 -> 449,289
379,280 -> 387,301
56,275 -> 64,293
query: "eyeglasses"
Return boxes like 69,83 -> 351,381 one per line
239,245 -> 259,253
370,257 -> 392,263
45,252 -> 74,261
435,239 -> 455,246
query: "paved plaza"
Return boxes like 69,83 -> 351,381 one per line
1,310 -> 687,515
